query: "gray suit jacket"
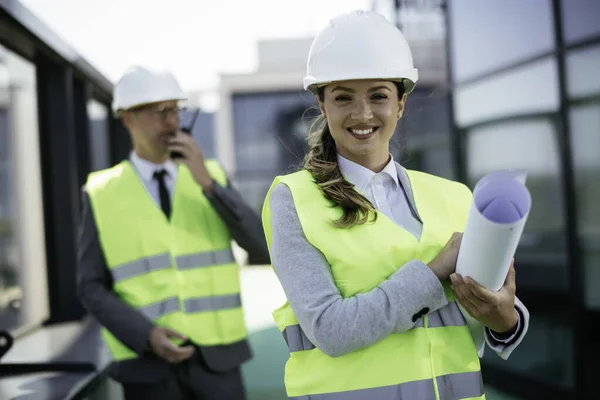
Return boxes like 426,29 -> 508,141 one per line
77,173 -> 270,384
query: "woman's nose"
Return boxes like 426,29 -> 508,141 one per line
351,100 -> 374,121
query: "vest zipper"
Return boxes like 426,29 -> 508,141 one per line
170,215 -> 190,341
424,314 -> 441,400
201,193 -> 224,341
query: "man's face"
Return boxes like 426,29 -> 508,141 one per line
122,100 -> 180,160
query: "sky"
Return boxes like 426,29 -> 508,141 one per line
19,0 -> 371,95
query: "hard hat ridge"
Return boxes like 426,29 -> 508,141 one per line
304,10 -> 418,94
112,65 -> 187,117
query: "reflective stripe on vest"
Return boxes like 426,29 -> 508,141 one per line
176,249 -> 236,270
184,294 -> 242,313
136,294 -> 242,321
111,249 -> 236,283
139,297 -> 179,320
283,325 -> 316,352
283,302 -> 465,353
288,371 -> 483,400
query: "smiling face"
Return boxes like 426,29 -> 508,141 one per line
319,79 -> 407,171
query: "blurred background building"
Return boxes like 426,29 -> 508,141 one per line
1,0 -> 599,399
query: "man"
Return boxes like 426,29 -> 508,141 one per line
77,65 -> 269,400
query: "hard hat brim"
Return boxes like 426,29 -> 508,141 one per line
304,68 -> 418,96
112,96 -> 187,118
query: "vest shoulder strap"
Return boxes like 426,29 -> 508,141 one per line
276,170 -> 325,203
275,170 -> 335,219
85,161 -> 130,195
262,169 -> 333,249
204,159 -> 228,187
405,169 -> 473,203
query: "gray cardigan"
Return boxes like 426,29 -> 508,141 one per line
268,180 -> 529,359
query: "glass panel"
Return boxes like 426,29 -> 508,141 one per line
566,44 -> 600,100
181,109 -> 216,159
454,57 -> 560,127
87,99 -> 110,171
561,0 -> 600,44
232,91 -> 318,213
449,0 -> 555,83
400,89 -> 451,140
0,45 -> 48,332
421,146 -> 454,180
399,145 -> 454,181
569,102 -> 600,309
394,89 -> 454,178
466,118 -> 568,289
231,172 -> 278,221
481,309 -> 574,389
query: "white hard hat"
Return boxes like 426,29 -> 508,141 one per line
304,10 -> 418,95
112,66 -> 187,116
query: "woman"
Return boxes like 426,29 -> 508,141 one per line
261,10 -> 529,400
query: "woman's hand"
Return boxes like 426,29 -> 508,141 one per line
451,261 -> 518,333
427,232 -> 462,281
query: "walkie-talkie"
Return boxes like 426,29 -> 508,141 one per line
171,108 -> 200,159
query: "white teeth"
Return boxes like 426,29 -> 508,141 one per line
351,128 -> 374,135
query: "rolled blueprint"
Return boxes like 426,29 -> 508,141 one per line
455,169 -> 531,354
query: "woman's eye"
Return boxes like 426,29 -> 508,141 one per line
371,94 -> 388,100
335,95 -> 351,101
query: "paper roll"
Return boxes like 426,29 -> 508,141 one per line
455,169 -> 532,354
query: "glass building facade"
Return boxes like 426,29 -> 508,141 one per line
445,1 -> 600,398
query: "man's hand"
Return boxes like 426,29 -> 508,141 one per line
148,326 -> 195,364
168,132 -> 214,193
451,261 -> 518,334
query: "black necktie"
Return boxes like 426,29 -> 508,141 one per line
153,169 -> 171,219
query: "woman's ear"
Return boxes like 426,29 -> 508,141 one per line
397,93 -> 408,120
319,100 -> 326,118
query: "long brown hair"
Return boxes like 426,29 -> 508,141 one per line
303,81 -> 406,228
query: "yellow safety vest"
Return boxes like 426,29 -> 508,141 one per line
86,159 -> 247,361
262,168 -> 485,400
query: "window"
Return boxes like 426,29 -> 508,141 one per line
566,44 -> 600,100
400,89 -> 451,140
0,45 -> 48,332
421,147 -> 454,180
394,89 -> 455,178
466,118 -> 568,290
232,91 -> 317,172
399,146 -> 454,180
561,0 -> 600,44
231,91 -> 318,212
482,309 -> 574,389
448,0 -> 555,84
180,109 -> 216,159
569,102 -> 600,309
454,57 -> 560,128
87,99 -> 110,171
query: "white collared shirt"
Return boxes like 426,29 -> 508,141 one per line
129,151 -> 178,206
337,153 -> 423,240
